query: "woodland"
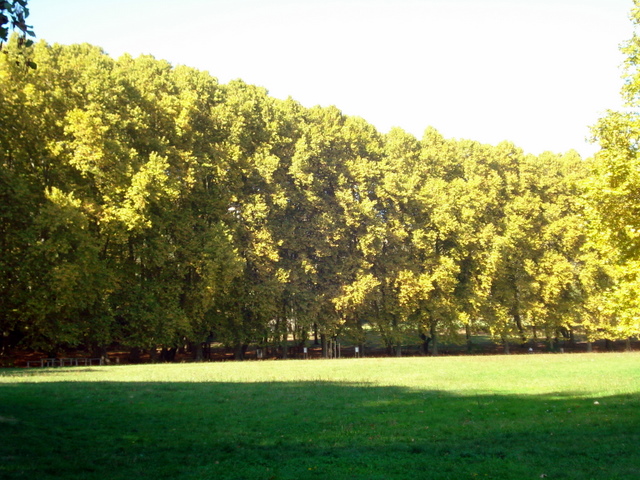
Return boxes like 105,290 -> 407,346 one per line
2,5 -> 640,361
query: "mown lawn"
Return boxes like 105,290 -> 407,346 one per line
1,353 -> 639,479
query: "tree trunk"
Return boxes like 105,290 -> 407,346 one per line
586,340 -> 593,353
503,338 -> 510,355
395,344 -> 402,357
386,341 -> 394,356
605,338 -> 614,352
465,325 -> 473,353
547,335 -> 555,352
149,347 -> 159,363
233,342 -> 247,360
128,347 -> 141,363
163,347 -> 177,362
514,312 -> 526,344
420,333 -> 431,356
91,344 -> 109,364
430,324 -> 439,356
321,334 -> 328,358
194,342 -> 204,361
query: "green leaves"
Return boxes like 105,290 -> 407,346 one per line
0,36 -> 630,356
585,0 -> 640,341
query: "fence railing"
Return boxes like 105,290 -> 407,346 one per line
26,358 -> 104,367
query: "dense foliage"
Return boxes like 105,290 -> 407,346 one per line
0,30 -> 638,358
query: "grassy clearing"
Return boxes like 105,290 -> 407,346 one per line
1,353 -> 639,479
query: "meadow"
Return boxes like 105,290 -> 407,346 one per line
1,353 -> 639,479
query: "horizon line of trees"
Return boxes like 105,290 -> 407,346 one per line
1,34 -> 639,360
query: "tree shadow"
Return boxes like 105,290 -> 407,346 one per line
1,379 -> 638,479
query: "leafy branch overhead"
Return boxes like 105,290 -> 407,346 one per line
0,0 -> 35,68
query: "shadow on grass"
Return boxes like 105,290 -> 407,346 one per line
1,378 -> 639,480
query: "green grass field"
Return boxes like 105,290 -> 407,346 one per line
1,353 -> 639,479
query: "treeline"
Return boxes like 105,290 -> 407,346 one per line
0,40 -> 635,359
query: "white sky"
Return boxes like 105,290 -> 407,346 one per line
29,0 -> 635,158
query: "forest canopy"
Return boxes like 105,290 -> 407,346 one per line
0,27 -> 639,359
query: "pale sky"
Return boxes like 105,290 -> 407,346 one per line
29,0 -> 635,157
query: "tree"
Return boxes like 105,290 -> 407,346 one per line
590,0 -> 640,256
1,34 -> 616,359
0,42 -> 116,353
287,106 -> 384,356
588,0 -> 640,342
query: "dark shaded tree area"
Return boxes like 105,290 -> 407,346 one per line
0,38 -> 636,361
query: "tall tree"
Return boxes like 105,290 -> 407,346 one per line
588,0 -> 640,342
